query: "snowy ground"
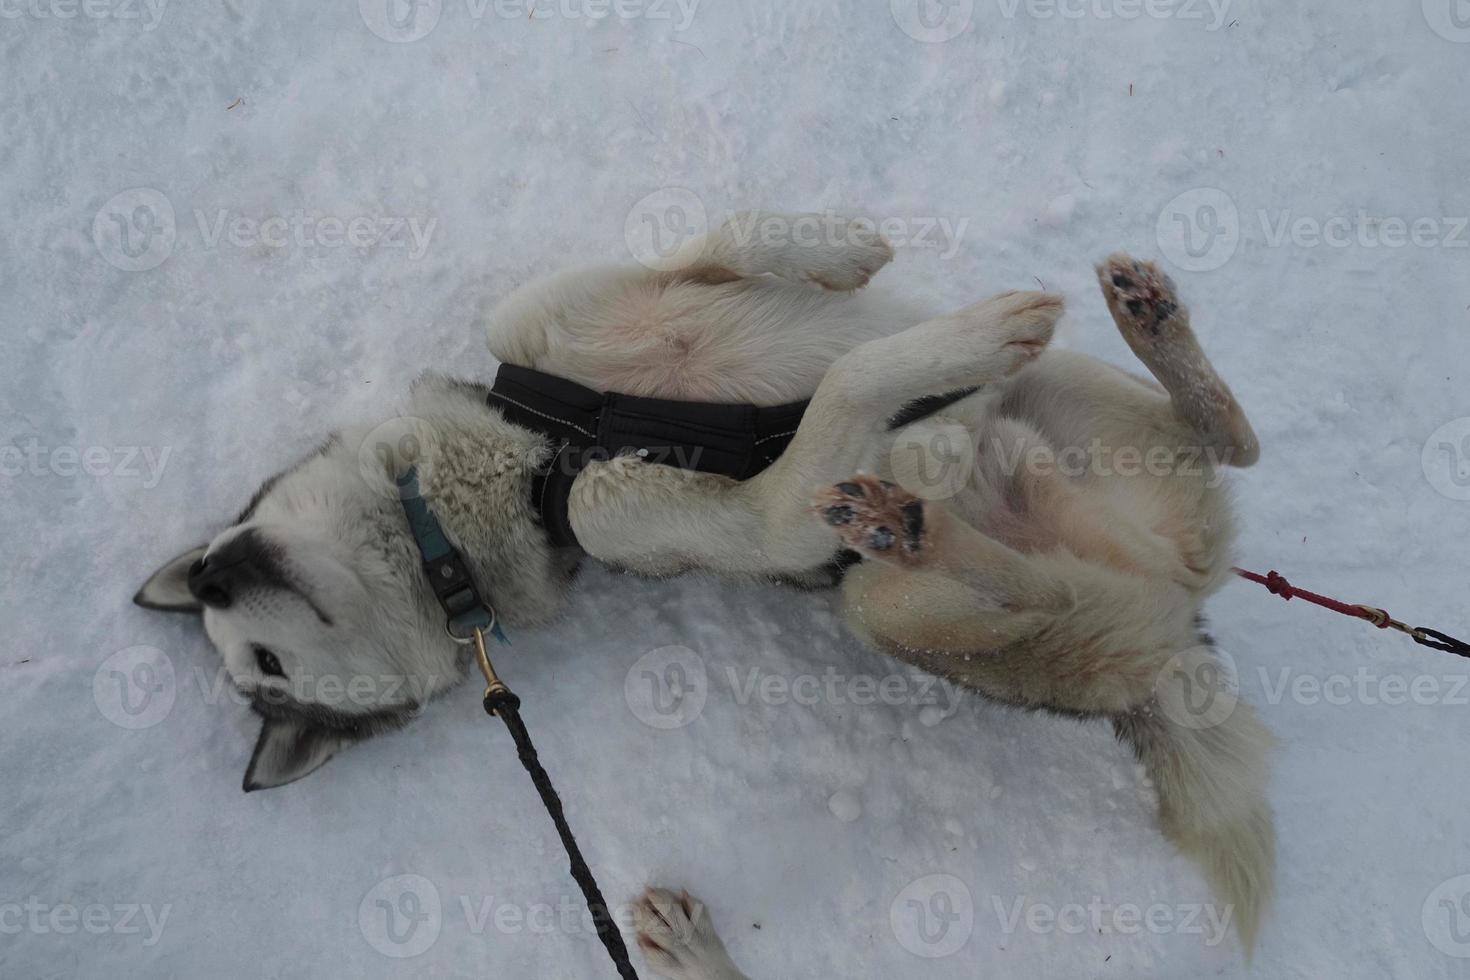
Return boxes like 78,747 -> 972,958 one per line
3,1 -> 1470,977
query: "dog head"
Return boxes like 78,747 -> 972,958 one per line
134,376 -> 565,791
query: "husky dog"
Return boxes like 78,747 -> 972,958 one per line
135,213 -> 1272,960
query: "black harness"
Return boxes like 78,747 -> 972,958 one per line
488,363 -> 811,550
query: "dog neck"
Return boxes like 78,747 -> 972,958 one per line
398,374 -> 575,633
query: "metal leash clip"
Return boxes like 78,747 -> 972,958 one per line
470,626 -> 517,716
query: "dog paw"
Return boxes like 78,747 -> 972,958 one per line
812,475 -> 928,567
634,888 -> 744,980
1097,254 -> 1186,339
803,219 -> 895,291
968,289 -> 1063,372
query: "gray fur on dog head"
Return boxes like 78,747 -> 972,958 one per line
135,374 -> 572,790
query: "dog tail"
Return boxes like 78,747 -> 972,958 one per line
1113,691 -> 1276,955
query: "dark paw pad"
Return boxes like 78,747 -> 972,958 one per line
824,504 -> 855,526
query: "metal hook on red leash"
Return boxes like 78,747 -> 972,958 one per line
1232,567 -> 1470,659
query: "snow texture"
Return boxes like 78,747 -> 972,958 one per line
3,1 -> 1469,978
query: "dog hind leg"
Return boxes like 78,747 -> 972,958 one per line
1095,254 -> 1259,467
828,481 -> 1274,953
826,480 -> 1195,712
670,211 -> 895,291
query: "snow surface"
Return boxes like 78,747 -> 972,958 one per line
3,2 -> 1469,978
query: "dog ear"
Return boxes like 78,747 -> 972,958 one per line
243,717 -> 349,792
134,545 -> 208,613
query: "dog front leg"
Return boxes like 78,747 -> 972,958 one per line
571,290 -> 1063,577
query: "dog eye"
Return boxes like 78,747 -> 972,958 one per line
253,646 -> 286,678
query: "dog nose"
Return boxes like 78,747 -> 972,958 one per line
187,530 -> 278,610
187,554 -> 237,609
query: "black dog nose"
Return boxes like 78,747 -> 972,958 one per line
187,529 -> 281,610
187,554 -> 235,609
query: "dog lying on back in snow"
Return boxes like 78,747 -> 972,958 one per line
134,212 -> 1273,964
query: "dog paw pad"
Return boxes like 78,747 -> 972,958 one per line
812,475 -> 928,566
1098,254 -> 1184,338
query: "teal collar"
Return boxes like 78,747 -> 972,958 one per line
396,467 -> 508,644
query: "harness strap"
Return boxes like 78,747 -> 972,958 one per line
488,363 -> 808,550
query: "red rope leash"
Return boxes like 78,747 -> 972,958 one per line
1232,567 -> 1470,658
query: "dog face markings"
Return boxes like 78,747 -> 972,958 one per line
136,441 -> 450,790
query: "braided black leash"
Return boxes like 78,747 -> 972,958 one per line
476,633 -> 641,980
1414,628 -> 1470,658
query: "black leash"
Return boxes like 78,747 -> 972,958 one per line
396,468 -> 640,979
473,630 -> 641,980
